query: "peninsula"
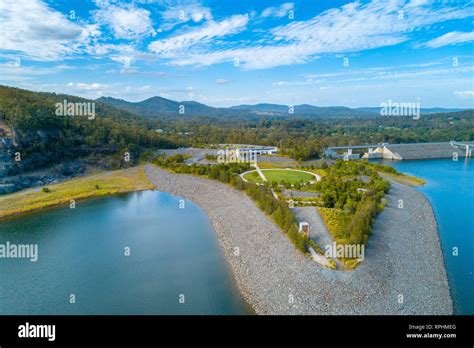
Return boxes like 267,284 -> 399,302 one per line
144,164 -> 452,314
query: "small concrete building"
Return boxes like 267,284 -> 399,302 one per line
299,222 -> 309,239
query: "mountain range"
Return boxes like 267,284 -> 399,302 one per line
97,96 -> 466,119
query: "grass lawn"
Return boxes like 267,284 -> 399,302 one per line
242,171 -> 264,184
0,166 -> 153,219
261,169 -> 315,184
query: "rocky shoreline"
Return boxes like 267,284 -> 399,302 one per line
145,165 -> 453,315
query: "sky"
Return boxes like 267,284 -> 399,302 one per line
0,0 -> 473,108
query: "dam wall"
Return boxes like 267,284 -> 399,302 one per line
384,142 -> 474,160
327,141 -> 474,161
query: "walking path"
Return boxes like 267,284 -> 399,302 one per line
253,163 -> 267,182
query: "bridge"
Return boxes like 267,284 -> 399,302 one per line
450,141 -> 472,157
324,141 -> 474,160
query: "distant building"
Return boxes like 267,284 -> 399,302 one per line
236,146 -> 278,160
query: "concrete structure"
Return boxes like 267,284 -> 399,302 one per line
324,144 -> 389,160
324,141 -> 474,160
236,146 -> 278,160
298,222 -> 309,239
363,145 -> 402,160
450,141 -> 473,158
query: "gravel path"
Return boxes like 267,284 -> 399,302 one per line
292,207 -> 333,247
145,165 -> 452,315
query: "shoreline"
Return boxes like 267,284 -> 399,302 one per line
0,166 -> 153,220
145,164 -> 453,315
419,191 -> 454,313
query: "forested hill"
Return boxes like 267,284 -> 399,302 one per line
230,103 -> 377,117
0,85 -> 179,175
97,96 -> 235,119
1,85 -> 473,174
97,96 -> 375,119
97,95 -> 469,120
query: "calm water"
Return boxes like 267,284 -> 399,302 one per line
380,158 -> 473,314
0,190 -> 251,314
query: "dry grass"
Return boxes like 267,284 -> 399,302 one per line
0,166 -> 153,219
380,172 -> 425,186
317,207 -> 351,244
0,121 -> 13,137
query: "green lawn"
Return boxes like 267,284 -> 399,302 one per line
242,171 -> 264,184
261,169 -> 315,184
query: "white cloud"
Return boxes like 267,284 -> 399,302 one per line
423,31 -> 474,48
59,81 -> 110,97
88,43 -> 138,69
0,0 -> 155,62
163,42 -> 321,69
371,66 -> 474,81
10,81 -> 159,101
68,82 -> 108,91
92,1 -> 155,40
159,2 -> 212,31
149,14 -> 249,54
304,61 -> 444,79
261,3 -> 294,18
272,78 -> 322,86
454,90 -> 474,98
305,64 -> 474,85
0,61 -> 76,82
155,0 -> 473,69
267,62 -> 474,97
215,79 -> 232,85
0,0 -> 87,61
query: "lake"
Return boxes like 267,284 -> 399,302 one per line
0,190 -> 251,314
380,158 -> 473,314
1,159 -> 471,315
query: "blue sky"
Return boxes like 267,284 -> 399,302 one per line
0,0 -> 473,108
